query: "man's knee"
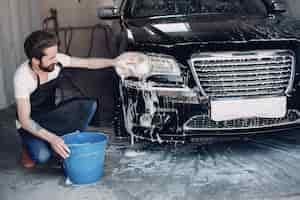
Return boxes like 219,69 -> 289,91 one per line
90,100 -> 97,113
79,99 -> 97,116
81,98 -> 97,108
34,148 -> 51,164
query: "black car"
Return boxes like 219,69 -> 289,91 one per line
98,0 -> 300,143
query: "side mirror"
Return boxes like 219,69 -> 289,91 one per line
266,0 -> 287,14
97,7 -> 121,20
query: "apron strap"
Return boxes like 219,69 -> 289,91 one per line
56,62 -> 63,71
35,72 -> 41,89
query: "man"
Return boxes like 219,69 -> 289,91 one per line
14,30 -> 134,168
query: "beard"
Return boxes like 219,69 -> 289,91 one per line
39,63 -> 56,72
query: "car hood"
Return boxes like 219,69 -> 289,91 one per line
125,15 -> 300,45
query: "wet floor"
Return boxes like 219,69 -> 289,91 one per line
1,106 -> 300,200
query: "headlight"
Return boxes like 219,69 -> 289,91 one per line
117,52 -> 181,80
146,53 -> 181,77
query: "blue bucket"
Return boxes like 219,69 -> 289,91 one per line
63,131 -> 108,185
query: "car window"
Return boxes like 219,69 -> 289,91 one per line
129,0 -> 267,18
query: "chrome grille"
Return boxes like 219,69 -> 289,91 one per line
190,50 -> 295,98
183,110 -> 300,131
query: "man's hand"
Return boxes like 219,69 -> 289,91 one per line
48,134 -> 70,159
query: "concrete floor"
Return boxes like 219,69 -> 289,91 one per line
2,106 -> 300,200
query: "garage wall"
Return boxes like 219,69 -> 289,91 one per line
286,0 -> 300,17
0,0 -> 41,109
40,0 -> 115,57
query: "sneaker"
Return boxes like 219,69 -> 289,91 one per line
21,147 -> 35,168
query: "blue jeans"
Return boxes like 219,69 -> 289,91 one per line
18,98 -> 97,164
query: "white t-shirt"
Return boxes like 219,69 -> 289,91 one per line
14,53 -> 71,99
14,53 -> 71,129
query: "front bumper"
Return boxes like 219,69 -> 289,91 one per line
119,80 -> 300,143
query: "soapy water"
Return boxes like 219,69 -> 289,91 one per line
124,149 -> 147,157
107,132 -> 300,200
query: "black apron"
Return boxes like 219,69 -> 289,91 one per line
18,63 -> 97,136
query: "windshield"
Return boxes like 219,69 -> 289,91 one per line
129,0 -> 267,18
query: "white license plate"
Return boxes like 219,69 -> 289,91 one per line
210,96 -> 287,121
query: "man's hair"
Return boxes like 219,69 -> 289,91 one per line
24,30 -> 58,61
